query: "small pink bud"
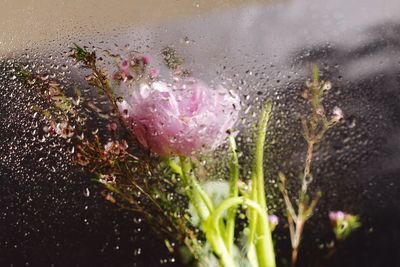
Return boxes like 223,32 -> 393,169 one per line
268,215 -> 279,231
142,55 -> 150,65
331,106 -> 344,123
121,59 -> 129,68
329,211 -> 361,240
102,191 -> 116,203
112,72 -> 122,81
268,215 -> 279,225
149,68 -> 160,79
106,122 -> 118,132
322,81 -> 332,91
104,140 -> 128,157
329,211 -> 345,225
120,60 -> 130,75
55,121 -> 74,139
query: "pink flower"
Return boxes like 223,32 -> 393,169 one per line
329,211 -> 346,226
142,55 -> 150,65
328,211 -> 361,240
149,68 -> 160,79
112,54 -> 152,82
118,77 -> 240,156
268,215 -> 279,225
120,60 -> 130,76
104,140 -> 128,158
268,215 -> 279,231
331,106 -> 343,123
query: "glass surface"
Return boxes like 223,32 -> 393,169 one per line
1,0 -> 400,266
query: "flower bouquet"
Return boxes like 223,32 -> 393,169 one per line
18,44 -> 361,267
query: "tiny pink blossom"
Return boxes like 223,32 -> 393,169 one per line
322,81 -> 332,91
332,106 -> 343,122
329,211 -> 345,225
53,121 -> 74,139
142,55 -> 150,65
149,68 -> 160,79
268,215 -> 279,231
104,140 -> 128,158
120,60 -> 130,76
268,215 -> 279,225
118,77 -> 240,156
106,122 -> 118,132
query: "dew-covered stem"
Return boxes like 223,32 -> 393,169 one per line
225,135 -> 240,253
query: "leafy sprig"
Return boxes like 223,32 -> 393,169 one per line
278,65 -> 345,266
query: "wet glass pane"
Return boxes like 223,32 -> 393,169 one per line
1,1 -> 399,266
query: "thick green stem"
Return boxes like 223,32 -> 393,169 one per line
177,156 -> 234,265
163,157 -> 183,176
179,156 -> 214,221
207,196 -> 270,267
225,135 -> 240,253
248,101 -> 276,267
254,102 -> 272,210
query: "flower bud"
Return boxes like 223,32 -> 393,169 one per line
54,121 -> 74,139
331,106 -> 343,123
329,211 -> 361,240
329,211 -> 345,225
99,174 -> 116,185
142,55 -> 150,65
322,81 -> 332,91
268,215 -> 279,231
149,68 -> 160,79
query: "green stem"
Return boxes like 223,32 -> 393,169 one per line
254,102 -> 271,210
179,156 -> 214,221
177,156 -> 233,265
225,135 -> 240,253
163,157 -> 183,176
249,101 -> 276,267
247,172 -> 258,248
206,196 -> 269,267
211,197 -> 265,235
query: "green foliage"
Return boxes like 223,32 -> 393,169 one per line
15,67 -> 33,81
70,44 -> 97,66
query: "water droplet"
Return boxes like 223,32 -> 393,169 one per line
83,188 -> 90,197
